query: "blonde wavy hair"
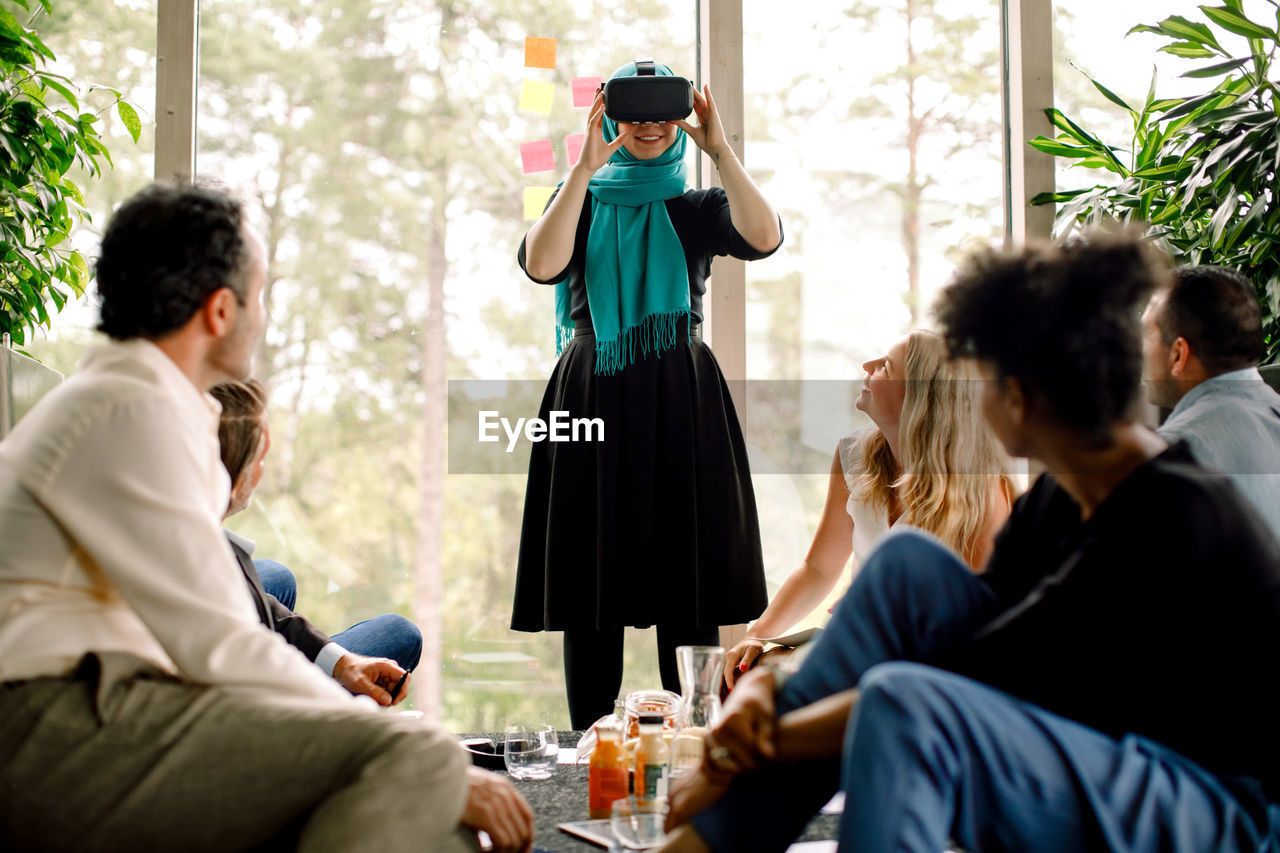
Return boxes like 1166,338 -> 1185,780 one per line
855,330 -> 1017,567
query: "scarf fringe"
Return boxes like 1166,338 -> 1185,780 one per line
555,323 -> 575,358
592,310 -> 688,376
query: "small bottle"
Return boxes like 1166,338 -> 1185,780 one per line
634,713 -> 670,811
588,722 -> 628,819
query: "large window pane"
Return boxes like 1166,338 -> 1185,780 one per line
200,0 -> 695,731
741,0 -> 1004,619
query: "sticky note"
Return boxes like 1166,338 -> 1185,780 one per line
571,76 -> 603,108
521,139 -> 555,174
518,80 -> 555,115
525,37 -> 556,69
565,133 -> 585,167
524,187 -> 555,220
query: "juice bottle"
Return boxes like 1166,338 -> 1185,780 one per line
588,722 -> 628,819
634,713 -> 669,811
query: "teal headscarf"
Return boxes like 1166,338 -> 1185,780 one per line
554,60 -> 690,375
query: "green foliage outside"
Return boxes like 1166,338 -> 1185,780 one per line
0,0 -> 136,348
1030,1 -> 1280,360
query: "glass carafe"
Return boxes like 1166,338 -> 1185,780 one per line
671,645 -> 724,776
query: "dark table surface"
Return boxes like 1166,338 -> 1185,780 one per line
469,732 -> 839,852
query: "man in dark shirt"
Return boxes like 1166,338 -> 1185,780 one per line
660,234 -> 1280,852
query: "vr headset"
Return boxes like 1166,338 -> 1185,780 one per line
603,59 -> 694,123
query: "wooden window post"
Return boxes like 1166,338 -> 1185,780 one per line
155,0 -> 198,184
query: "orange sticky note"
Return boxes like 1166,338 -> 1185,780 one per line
571,76 -> 603,108
518,80 -> 555,115
565,133 -> 585,167
524,187 -> 555,220
525,37 -> 556,69
521,140 -> 555,174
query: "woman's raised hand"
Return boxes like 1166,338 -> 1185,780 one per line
577,90 -> 631,174
673,83 -> 731,165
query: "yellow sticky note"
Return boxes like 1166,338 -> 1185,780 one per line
518,79 -> 555,115
525,37 -> 557,69
524,187 -> 555,220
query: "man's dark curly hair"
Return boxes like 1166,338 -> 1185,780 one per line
1155,265 -> 1262,374
95,183 -> 248,340
934,232 -> 1170,445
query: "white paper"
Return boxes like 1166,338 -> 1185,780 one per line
757,627 -> 820,647
558,746 -> 588,764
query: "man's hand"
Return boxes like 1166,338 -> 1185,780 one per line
332,653 -> 409,706
461,767 -> 534,853
664,767 -> 732,833
704,667 -> 776,776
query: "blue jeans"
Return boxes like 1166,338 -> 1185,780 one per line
691,528 -> 1280,852
254,559 -> 298,610
254,559 -> 423,672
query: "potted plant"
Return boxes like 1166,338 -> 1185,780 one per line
1029,1 -> 1280,360
2,1 -> 137,433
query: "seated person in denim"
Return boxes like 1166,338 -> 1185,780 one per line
1141,264 -> 1280,540
660,233 -> 1280,853
214,379 -> 423,703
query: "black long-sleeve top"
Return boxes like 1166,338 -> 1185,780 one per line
940,442 -> 1280,802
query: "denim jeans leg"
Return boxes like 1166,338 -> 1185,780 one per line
690,528 -> 999,852
778,527 -> 998,714
253,559 -> 297,610
841,662 -> 1278,853
332,615 -> 423,672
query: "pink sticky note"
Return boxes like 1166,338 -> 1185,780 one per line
520,140 -> 555,174
571,76 -> 603,108
525,37 -> 556,70
565,133 -> 585,167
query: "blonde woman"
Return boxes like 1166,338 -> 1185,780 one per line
723,330 -> 1018,688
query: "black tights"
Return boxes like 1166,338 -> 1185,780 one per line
563,624 -> 722,730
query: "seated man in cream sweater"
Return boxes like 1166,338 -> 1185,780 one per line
0,184 -> 531,853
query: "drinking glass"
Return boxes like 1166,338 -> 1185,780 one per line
609,795 -> 668,850
671,645 -> 724,777
503,724 -> 557,780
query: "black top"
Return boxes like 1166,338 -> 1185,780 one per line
517,187 -> 782,326
940,443 -> 1280,798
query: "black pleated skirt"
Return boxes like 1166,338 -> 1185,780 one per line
511,323 -> 767,632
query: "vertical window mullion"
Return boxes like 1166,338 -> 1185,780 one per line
155,0 -> 198,184
1001,0 -> 1055,244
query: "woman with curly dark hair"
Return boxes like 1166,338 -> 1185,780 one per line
660,232 -> 1280,853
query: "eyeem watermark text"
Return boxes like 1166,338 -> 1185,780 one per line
478,410 -> 605,452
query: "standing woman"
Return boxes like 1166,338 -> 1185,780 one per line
511,60 -> 783,729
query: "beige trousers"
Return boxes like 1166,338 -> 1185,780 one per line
0,652 -> 481,853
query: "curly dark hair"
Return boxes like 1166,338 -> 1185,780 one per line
1155,265 -> 1262,374
95,183 -> 248,340
935,232 -> 1170,445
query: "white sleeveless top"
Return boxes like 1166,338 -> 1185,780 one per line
836,426 -> 893,569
